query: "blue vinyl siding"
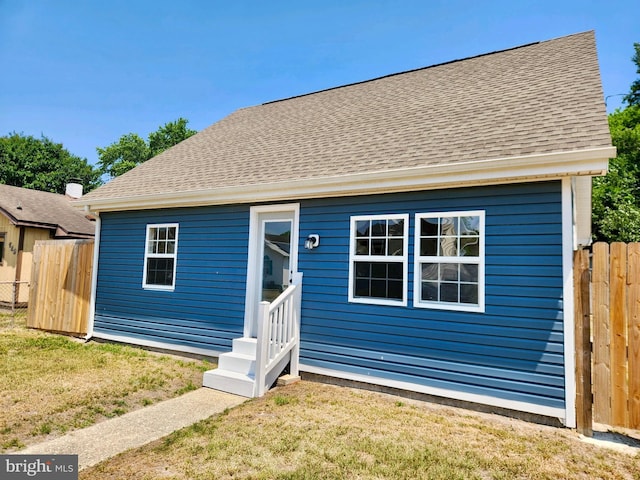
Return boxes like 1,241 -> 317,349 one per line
297,181 -> 565,409
94,180 -> 566,411
94,206 -> 250,352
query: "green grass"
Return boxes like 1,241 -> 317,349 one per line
82,381 -> 640,479
0,324 -> 213,451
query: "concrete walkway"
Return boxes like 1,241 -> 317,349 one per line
19,388 -> 245,470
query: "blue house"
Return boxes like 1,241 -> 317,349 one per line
77,32 -> 614,427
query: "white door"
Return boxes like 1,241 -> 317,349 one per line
244,204 -> 299,337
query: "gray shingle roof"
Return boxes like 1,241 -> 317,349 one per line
0,184 -> 95,237
81,31 -> 612,207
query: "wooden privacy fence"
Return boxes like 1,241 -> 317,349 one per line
27,239 -> 94,335
575,242 -> 640,433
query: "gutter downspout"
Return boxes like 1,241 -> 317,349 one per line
84,210 -> 100,341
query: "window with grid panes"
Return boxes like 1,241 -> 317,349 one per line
349,214 -> 408,306
143,224 -> 179,290
414,211 -> 484,312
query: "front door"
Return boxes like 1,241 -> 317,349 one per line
244,204 -> 299,337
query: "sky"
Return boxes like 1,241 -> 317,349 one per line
0,1 -> 637,167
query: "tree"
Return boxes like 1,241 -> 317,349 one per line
0,133 -> 102,194
592,42 -> 640,242
624,43 -> 640,107
97,118 -> 197,180
592,105 -> 640,241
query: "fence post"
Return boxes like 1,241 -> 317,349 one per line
11,281 -> 16,327
574,249 -> 592,436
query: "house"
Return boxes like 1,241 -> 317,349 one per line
76,31 -> 614,427
0,183 -> 95,304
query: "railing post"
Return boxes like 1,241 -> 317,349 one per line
290,272 -> 303,376
255,301 -> 270,397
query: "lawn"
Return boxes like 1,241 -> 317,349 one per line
0,320 -> 212,451
83,381 -> 640,480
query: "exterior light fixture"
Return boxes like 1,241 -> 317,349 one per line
304,234 -> 320,250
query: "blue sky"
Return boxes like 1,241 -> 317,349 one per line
1,1 -> 637,167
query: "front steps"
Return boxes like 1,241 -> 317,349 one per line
203,337 -> 257,397
203,336 -> 292,398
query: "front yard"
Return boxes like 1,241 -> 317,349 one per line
2,317 -> 639,479
0,320 -> 211,451
83,381 -> 640,480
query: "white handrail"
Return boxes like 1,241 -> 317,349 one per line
255,272 -> 302,396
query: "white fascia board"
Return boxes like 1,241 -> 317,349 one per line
78,146 -> 615,213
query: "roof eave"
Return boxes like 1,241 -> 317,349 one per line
77,146 -> 615,213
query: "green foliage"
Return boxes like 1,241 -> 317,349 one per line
97,118 -> 196,180
593,105 -> 640,242
0,133 -> 102,194
592,42 -> 640,242
623,43 -> 640,107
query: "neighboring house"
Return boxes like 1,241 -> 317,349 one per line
0,183 -> 95,304
77,32 -> 614,427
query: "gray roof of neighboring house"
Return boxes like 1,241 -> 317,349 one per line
0,184 -> 95,238
79,31 -> 613,209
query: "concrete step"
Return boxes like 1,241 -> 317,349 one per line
232,337 -> 257,356
218,351 -> 256,375
203,369 -> 255,398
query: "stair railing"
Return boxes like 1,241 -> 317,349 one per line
255,272 -> 303,397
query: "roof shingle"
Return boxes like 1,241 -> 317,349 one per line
81,31 -> 612,206
0,185 -> 95,237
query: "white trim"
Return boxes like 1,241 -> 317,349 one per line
413,211 -> 485,313
142,223 -> 179,291
85,214 -> 101,340
77,147 -> 615,213
244,203 -> 300,337
572,176 -> 593,248
299,363 -> 566,420
92,331 -> 223,358
348,214 -> 409,307
561,177 -> 577,428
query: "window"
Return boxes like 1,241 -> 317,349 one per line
0,233 -> 4,263
143,224 -> 179,290
349,214 -> 408,306
414,211 -> 484,312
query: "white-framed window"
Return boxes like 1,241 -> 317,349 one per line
143,223 -> 179,290
414,211 -> 484,312
348,214 -> 409,306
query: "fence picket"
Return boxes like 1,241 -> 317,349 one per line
592,242 -> 611,425
610,243 -> 629,427
628,243 -> 640,429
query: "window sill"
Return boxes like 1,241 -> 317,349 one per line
413,300 -> 484,313
349,297 -> 407,307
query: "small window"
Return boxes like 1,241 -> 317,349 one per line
0,233 -> 5,263
414,211 -> 484,312
349,214 -> 408,306
143,224 -> 179,290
